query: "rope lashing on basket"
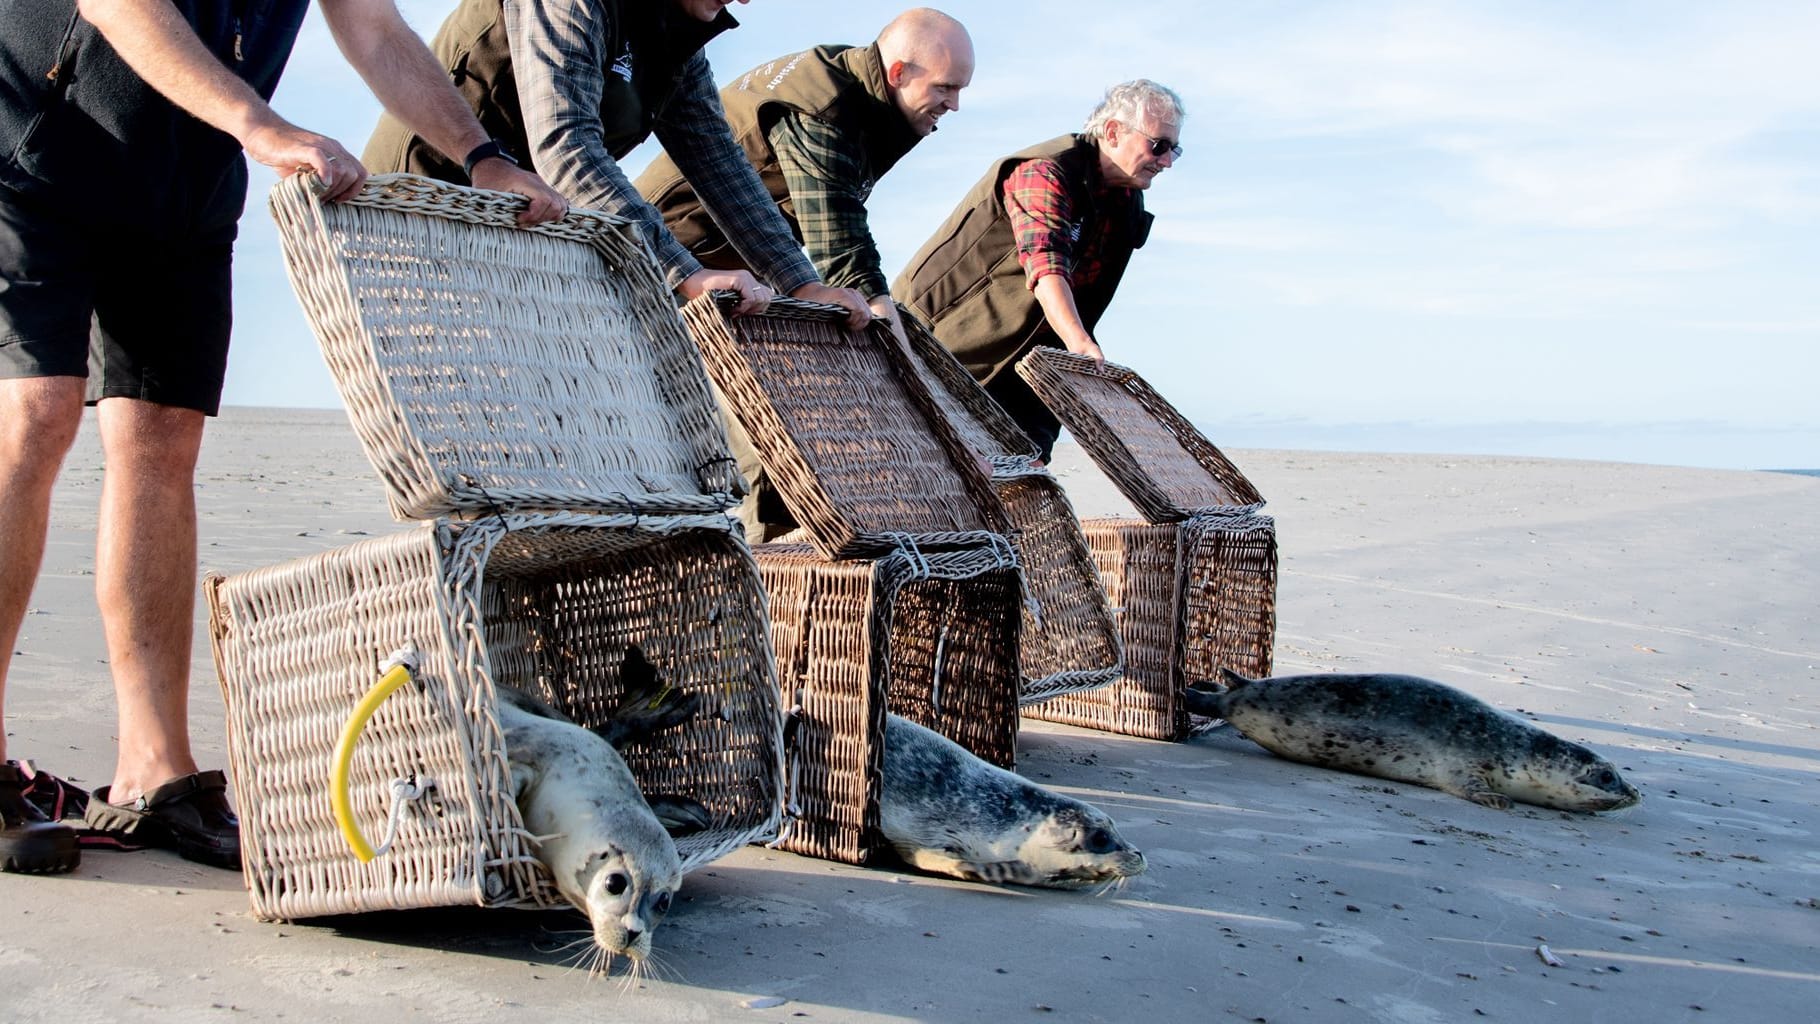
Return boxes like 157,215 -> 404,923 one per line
930,610 -> 952,716
879,532 -> 934,579
331,644 -> 425,863
1183,502 -> 1270,531
765,702 -> 807,849
459,476 -> 512,532
981,529 -> 1043,627
369,776 -> 439,860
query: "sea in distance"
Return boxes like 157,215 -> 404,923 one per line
1174,417 -> 1818,476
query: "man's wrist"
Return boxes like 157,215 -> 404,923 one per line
462,140 -> 519,179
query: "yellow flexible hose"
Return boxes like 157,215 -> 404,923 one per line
330,658 -> 417,862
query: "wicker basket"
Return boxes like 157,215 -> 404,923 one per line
1025,510 -> 1278,741
754,541 -> 1023,864
270,173 -> 740,520
206,512 -> 783,921
888,309 -> 1120,703
895,304 -> 1040,465
681,293 -> 1011,559
993,461 -> 1123,704
1015,348 -> 1263,522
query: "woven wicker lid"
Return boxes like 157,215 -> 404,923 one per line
682,293 -> 1012,560
895,305 -> 1042,464
270,173 -> 741,521
1016,348 -> 1264,522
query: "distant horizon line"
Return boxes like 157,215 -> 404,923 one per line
204,405 -> 1816,474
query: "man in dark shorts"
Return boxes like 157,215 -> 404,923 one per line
0,0 -> 564,875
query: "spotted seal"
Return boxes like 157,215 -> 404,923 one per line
1186,669 -> 1641,812
496,647 -> 703,971
878,714 -> 1147,888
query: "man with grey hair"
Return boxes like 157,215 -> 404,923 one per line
895,79 -> 1183,461
635,7 -> 975,540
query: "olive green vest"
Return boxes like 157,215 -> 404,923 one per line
633,43 -> 920,271
893,135 -> 1152,385
362,0 -> 732,181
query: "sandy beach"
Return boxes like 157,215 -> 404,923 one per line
3,406 -> 1816,1023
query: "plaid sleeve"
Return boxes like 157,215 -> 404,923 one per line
654,54 -> 820,295
1003,158 -> 1076,290
767,111 -> 888,299
504,0 -> 703,287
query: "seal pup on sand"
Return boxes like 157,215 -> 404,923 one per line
496,647 -> 701,970
879,714 -> 1147,888
1186,669 -> 1641,813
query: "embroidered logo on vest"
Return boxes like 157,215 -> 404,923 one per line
857,178 -> 876,203
611,44 -> 635,82
766,50 -> 810,91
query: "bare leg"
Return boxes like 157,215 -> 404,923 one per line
94,396 -> 206,799
0,377 -> 86,764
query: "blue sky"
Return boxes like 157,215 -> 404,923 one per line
230,1 -> 1820,469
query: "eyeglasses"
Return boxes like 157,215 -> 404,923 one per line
1127,126 -> 1183,160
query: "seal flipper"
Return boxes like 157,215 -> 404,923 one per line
1448,773 -> 1513,810
592,645 -> 703,747
1182,683 -> 1226,719
1217,667 -> 1254,689
644,794 -> 711,837
1185,670 -> 1247,719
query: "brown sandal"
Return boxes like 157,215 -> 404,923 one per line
85,770 -> 241,870
1,761 -> 80,874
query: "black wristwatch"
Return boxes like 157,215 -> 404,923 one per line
462,140 -> 519,179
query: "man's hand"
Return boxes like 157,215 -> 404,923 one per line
792,283 -> 872,331
679,268 -> 775,315
244,122 -> 368,202
1066,337 -> 1106,363
868,295 -> 909,347
469,158 -> 568,225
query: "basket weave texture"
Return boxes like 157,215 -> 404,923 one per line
1025,511 -> 1277,741
270,174 -> 740,520
1015,348 -> 1264,522
992,463 -> 1123,703
207,513 -> 783,920
681,293 -> 1011,559
755,542 -> 1022,865
895,304 -> 1041,464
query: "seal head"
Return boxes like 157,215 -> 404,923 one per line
1187,669 -> 1641,813
497,647 -> 697,966
880,714 -> 1146,888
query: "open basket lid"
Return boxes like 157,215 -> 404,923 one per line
1015,347 -> 1264,521
894,304 -> 1042,465
270,173 -> 741,520
681,292 -> 1012,560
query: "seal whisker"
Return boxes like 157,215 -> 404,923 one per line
535,930 -> 598,956
640,947 -> 683,984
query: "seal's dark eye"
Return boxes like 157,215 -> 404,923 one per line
606,872 -> 629,896
1082,827 -> 1117,854
654,892 -> 673,915
1592,769 -> 1617,788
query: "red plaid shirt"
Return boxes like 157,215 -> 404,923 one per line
1003,157 -> 1129,290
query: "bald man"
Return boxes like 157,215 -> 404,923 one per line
635,9 -> 973,542
636,8 -> 973,344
